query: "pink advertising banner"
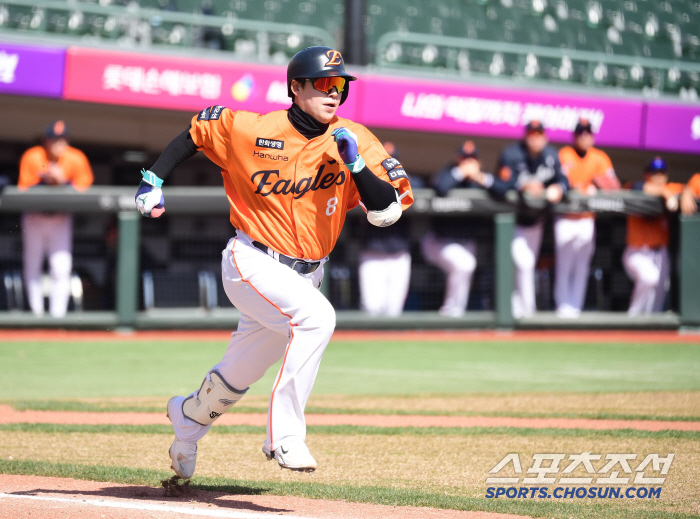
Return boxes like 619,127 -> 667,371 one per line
63,47 -> 359,119
643,103 -> 700,154
358,75 -> 645,148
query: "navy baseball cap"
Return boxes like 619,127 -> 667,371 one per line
574,118 -> 594,135
457,140 -> 479,158
525,120 -> 545,134
645,156 -> 667,173
43,120 -> 69,139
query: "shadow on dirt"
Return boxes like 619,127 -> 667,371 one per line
10,483 -> 291,514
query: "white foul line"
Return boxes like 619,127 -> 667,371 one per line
0,493 -> 315,519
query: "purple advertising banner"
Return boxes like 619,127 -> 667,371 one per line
644,103 -> 700,154
0,42 -> 65,98
358,75 -> 645,148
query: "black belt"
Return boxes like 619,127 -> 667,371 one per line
252,240 -> 321,275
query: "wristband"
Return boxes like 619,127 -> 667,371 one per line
141,169 -> 164,188
346,155 -> 366,175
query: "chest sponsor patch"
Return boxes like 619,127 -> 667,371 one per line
197,105 -> 225,121
382,158 -> 408,180
256,137 -> 285,150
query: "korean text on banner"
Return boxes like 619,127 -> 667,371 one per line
0,43 -> 65,98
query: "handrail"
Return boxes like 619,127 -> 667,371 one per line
376,31 -> 700,72
0,0 -> 335,48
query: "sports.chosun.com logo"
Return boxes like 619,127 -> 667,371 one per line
485,452 -> 673,500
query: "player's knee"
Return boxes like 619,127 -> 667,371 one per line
304,298 -> 336,337
638,268 -> 661,288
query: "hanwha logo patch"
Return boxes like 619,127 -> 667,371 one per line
325,50 -> 343,66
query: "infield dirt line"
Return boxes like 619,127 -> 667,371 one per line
0,474 -> 534,519
1,405 -> 698,432
2,329 -> 700,343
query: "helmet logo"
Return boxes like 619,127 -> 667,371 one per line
325,50 -> 343,66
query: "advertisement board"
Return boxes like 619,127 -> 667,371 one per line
63,47 -> 359,119
0,42 -> 65,98
644,103 -> 700,154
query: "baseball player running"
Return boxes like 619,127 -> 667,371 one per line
134,47 -> 413,479
555,118 -> 620,318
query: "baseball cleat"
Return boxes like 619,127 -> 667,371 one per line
167,396 -> 197,479
262,440 -> 317,473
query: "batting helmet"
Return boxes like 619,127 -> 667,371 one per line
287,46 -> 357,105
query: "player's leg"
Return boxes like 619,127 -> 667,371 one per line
512,221 -> 544,318
422,234 -> 476,317
384,251 -> 411,317
569,218 -> 595,313
553,216 -> 577,316
359,251 -> 387,316
651,247 -> 670,312
222,235 -> 334,470
21,213 -> 48,315
47,214 -> 73,318
623,246 -> 660,315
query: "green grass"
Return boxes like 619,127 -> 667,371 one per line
1,340 -> 699,398
0,459 -> 694,519
6,399 -> 700,423
3,422 -> 699,440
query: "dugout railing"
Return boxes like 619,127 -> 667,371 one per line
0,185 -> 698,330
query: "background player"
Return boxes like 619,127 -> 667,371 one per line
357,142 -> 414,317
623,157 -> 690,315
555,118 -> 620,318
421,140 -> 484,317
18,121 -> 93,317
134,46 -> 413,480
468,121 -> 568,318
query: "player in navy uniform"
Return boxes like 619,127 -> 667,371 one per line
466,121 -> 569,318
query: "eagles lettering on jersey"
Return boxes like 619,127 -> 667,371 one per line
198,106 -> 225,121
381,158 -> 408,181
252,163 -> 346,199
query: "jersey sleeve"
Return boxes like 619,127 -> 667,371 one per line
69,149 -> 94,191
687,173 -> 700,197
356,127 -> 413,211
17,148 -> 43,190
189,106 -> 235,170
546,149 -> 569,192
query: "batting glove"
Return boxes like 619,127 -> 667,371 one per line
332,127 -> 365,174
135,169 -> 165,218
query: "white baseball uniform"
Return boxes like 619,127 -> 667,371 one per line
622,245 -> 670,315
511,220 -> 544,319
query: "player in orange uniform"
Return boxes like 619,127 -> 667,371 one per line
680,172 -> 700,215
134,47 -> 413,479
18,121 -> 93,317
623,157 -> 684,315
556,118 -> 620,317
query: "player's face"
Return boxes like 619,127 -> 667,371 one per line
646,171 -> 668,186
574,131 -> 594,151
43,137 -> 68,159
291,79 -> 340,124
524,130 -> 547,156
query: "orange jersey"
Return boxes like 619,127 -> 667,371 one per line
18,145 -> 93,191
627,182 -> 684,248
687,173 -> 700,198
189,106 -> 413,260
559,146 -> 615,219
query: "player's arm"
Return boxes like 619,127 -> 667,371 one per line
480,153 -> 517,198
17,150 -> 42,190
543,151 -> 569,203
332,127 -> 410,227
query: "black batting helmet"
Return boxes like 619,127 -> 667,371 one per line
287,46 -> 357,105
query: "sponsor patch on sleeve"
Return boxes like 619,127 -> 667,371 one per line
382,158 -> 408,180
197,105 -> 226,121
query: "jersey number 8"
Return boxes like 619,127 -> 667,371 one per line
326,197 -> 338,216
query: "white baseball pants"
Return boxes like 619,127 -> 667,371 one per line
21,213 -> 73,317
622,245 -> 670,315
170,231 -> 332,452
358,250 -> 411,317
421,233 -> 477,317
511,221 -> 544,319
554,216 -> 595,316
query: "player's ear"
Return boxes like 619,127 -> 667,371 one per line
290,79 -> 303,97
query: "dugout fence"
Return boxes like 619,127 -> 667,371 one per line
1,185 -> 698,330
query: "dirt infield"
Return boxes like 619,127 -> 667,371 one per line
0,474 -> 532,519
3,328 -> 700,343
1,404 -> 698,432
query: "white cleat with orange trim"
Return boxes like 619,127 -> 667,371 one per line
263,439 -> 317,473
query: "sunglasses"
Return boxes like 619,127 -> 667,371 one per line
308,77 -> 346,94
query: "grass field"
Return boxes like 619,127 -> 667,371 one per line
1,335 -> 700,519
